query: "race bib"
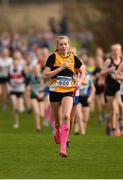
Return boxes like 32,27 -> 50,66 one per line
11,80 -> 20,87
56,76 -> 72,87
79,86 -> 87,95
11,79 -> 24,87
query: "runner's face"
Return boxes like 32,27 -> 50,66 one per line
112,47 -> 121,57
57,38 -> 69,55
14,59 -> 20,67
14,52 -> 22,60
13,52 -> 22,66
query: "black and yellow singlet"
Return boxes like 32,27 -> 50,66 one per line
45,51 -> 82,93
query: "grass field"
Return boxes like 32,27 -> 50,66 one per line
0,105 -> 123,179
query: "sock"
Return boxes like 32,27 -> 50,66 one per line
60,123 -> 70,151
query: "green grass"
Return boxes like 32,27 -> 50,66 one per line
0,105 -> 123,179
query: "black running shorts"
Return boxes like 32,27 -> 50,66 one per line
49,91 -> 73,102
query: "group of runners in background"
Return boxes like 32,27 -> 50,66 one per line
0,32 -> 123,157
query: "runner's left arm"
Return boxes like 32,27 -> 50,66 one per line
115,62 -> 123,80
74,56 -> 87,88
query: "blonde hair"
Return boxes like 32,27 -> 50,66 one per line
111,44 -> 122,51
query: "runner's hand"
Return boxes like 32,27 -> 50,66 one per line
88,97 -> 92,104
108,66 -> 115,73
75,81 -> 81,89
62,61 -> 70,70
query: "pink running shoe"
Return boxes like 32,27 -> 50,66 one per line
114,130 -> 121,137
59,148 -> 67,158
54,127 -> 61,144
